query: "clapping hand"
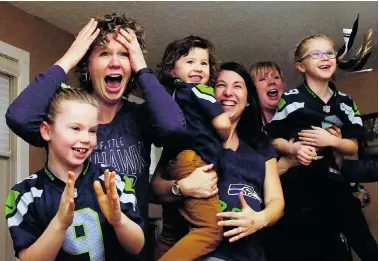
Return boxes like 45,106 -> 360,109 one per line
94,169 -> 122,226
56,171 -> 76,229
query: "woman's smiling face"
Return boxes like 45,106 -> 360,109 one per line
214,70 -> 248,124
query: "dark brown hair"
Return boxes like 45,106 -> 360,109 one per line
156,35 -> 218,89
74,13 -> 146,95
219,62 -> 268,149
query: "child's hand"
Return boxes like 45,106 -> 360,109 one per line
56,171 -> 76,229
292,141 -> 319,166
327,125 -> 344,169
114,28 -> 147,73
298,126 -> 338,148
94,169 -> 122,226
326,125 -> 342,139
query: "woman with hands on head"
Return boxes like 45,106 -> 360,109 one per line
6,13 -> 186,243
151,62 -> 284,261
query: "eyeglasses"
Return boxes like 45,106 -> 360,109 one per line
297,50 -> 337,62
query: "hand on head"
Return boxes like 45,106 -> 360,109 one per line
114,28 -> 147,73
55,18 -> 100,73
56,16 -> 147,75
216,192 -> 267,243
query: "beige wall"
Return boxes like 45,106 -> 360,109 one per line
335,70 -> 378,259
0,3 -> 80,259
0,2 -> 79,174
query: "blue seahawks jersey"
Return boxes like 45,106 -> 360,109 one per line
265,82 -> 363,173
265,82 -> 364,212
266,81 -> 363,141
170,81 -> 225,166
5,161 -> 143,261
211,139 -> 277,261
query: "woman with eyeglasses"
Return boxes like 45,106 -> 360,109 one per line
264,34 -> 378,261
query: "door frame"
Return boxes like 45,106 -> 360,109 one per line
0,40 -> 30,182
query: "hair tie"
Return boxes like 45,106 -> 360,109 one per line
60,83 -> 71,89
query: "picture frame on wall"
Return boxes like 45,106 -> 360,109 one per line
360,112 -> 378,156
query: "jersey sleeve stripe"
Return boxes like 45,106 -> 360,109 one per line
340,102 -> 363,126
191,87 -> 217,103
100,174 -> 137,211
195,83 -> 216,97
119,194 -> 137,210
7,187 -> 43,228
271,102 -> 305,122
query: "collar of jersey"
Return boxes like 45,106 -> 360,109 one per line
44,160 -> 90,185
172,78 -> 188,88
174,78 -> 183,83
303,81 -> 337,99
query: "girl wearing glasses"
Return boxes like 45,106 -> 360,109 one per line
264,34 -> 377,261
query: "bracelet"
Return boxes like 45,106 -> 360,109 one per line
134,67 -> 154,79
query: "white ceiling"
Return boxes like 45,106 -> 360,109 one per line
9,1 -> 378,88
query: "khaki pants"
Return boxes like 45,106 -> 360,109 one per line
154,150 -> 223,261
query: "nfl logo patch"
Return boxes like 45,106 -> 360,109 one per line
323,105 -> 330,113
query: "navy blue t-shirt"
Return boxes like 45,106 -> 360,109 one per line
171,81 -> 225,166
5,161 -> 142,260
88,99 -> 152,229
210,139 -> 277,261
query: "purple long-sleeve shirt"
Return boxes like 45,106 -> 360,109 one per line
6,65 -> 185,148
6,65 -> 186,232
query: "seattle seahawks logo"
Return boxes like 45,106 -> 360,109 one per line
228,184 -> 262,203
100,164 -> 138,186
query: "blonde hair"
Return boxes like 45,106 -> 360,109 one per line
294,34 -> 335,62
46,88 -> 98,124
250,61 -> 284,81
